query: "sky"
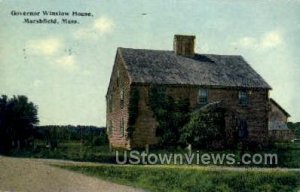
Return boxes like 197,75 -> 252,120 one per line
1,0 -> 300,126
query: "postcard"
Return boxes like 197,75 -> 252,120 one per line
1,1 -> 299,191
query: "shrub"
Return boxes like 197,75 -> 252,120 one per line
180,107 -> 226,149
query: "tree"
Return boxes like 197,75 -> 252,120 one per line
180,107 -> 226,149
0,95 -> 39,152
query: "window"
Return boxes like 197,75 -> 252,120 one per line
198,88 -> 208,104
239,90 -> 248,106
120,118 -> 125,137
120,89 -> 124,109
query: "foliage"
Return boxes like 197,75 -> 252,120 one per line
148,85 -> 190,146
268,142 -> 300,168
287,122 -> 300,138
180,107 -> 226,149
61,164 -> 300,192
0,95 -> 39,152
127,87 -> 140,138
8,141 -> 116,163
6,141 -> 300,168
35,125 -> 107,149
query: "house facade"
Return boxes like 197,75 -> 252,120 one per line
106,35 -> 290,149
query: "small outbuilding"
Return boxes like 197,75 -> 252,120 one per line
268,98 -> 294,141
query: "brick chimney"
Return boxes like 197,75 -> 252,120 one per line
173,34 -> 195,57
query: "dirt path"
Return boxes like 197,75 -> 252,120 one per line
0,156 -> 145,192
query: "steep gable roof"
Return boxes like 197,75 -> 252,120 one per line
118,47 -> 271,89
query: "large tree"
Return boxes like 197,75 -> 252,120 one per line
0,95 -> 39,152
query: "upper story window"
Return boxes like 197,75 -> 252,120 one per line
198,88 -> 208,104
239,90 -> 249,106
120,88 -> 124,109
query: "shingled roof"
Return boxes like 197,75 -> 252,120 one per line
270,98 -> 291,117
118,47 -> 271,89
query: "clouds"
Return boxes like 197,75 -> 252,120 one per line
25,37 -> 77,71
27,38 -> 62,56
24,16 -> 115,72
232,31 -> 283,49
93,17 -> 115,33
55,55 -> 77,70
74,16 -> 115,39
261,31 -> 282,48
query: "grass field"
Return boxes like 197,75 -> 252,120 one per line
59,164 -> 300,192
5,141 -> 300,191
7,141 -> 300,168
7,141 -> 116,163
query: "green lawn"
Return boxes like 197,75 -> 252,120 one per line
7,141 -> 116,163
59,164 -> 300,192
6,141 -> 300,168
6,141 -> 300,191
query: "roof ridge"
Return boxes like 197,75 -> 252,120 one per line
118,47 -> 173,52
119,47 -> 245,57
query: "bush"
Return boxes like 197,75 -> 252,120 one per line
287,122 -> 300,138
180,107 -> 226,149
91,134 -> 108,146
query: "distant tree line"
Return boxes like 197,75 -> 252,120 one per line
35,125 -> 107,148
0,95 -> 108,153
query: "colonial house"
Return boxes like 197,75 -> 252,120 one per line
106,34 -> 292,149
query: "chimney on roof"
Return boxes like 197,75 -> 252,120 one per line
173,34 -> 195,57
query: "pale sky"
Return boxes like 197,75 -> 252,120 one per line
1,0 -> 300,126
